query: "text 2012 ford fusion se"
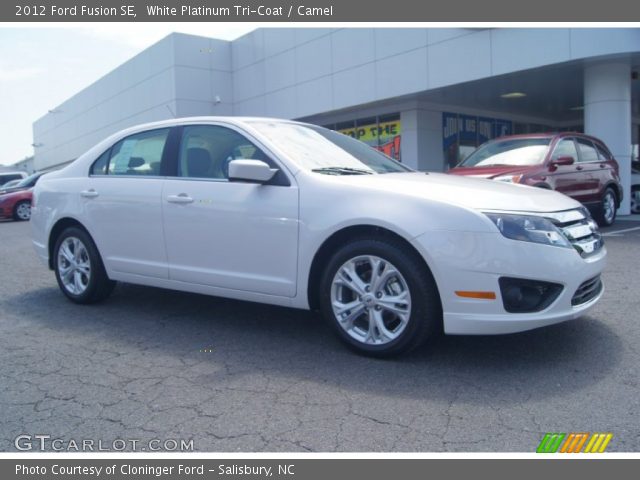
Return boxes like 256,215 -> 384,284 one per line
31,117 -> 606,356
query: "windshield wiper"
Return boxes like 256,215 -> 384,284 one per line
312,167 -> 374,175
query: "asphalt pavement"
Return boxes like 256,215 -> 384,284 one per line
0,218 -> 639,452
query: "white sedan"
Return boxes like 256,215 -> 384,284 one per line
31,117 -> 606,356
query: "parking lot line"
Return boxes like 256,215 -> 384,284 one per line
602,226 -> 640,237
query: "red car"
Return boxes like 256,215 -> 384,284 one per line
449,133 -> 623,226
0,172 -> 43,221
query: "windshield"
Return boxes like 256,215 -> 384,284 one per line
250,121 -> 412,175
14,173 -> 41,188
12,173 -> 42,188
460,137 -> 551,167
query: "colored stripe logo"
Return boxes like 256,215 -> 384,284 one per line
537,433 -> 612,453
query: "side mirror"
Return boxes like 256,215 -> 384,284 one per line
228,159 -> 278,184
550,155 -> 575,167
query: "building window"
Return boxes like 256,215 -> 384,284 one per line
324,114 -> 402,162
513,123 -> 583,135
443,112 -> 513,168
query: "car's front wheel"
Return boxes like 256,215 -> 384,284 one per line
13,200 -> 31,221
53,227 -> 115,304
319,238 -> 441,357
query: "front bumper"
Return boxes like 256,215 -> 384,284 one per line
411,230 -> 606,335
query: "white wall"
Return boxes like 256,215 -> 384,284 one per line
232,27 -> 639,118
33,28 -> 640,171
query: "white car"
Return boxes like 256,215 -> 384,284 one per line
31,117 -> 606,356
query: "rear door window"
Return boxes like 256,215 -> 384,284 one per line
576,138 -> 599,163
90,150 -> 110,175
90,128 -> 170,176
594,142 -> 612,161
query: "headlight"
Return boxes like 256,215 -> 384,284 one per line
494,174 -> 523,183
485,213 -> 572,248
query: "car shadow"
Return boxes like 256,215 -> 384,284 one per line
4,282 -> 623,406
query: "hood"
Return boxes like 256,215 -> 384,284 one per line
327,172 -> 580,213
448,165 -> 535,179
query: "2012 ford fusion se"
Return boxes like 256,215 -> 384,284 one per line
31,117 -> 606,356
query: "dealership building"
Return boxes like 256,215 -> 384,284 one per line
33,28 -> 640,213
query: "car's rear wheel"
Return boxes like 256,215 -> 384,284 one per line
13,201 -> 31,221
631,186 -> 640,215
53,227 -> 115,304
595,187 -> 617,227
319,238 -> 441,357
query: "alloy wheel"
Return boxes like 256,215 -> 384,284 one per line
57,237 -> 92,295
603,191 -> 616,225
16,202 -> 31,221
330,255 -> 411,346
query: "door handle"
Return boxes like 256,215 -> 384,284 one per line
600,164 -> 606,168
167,194 -> 194,204
80,189 -> 99,198
576,165 -> 583,171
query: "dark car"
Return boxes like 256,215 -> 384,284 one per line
0,171 -> 27,187
448,133 -> 623,226
0,172 -> 43,195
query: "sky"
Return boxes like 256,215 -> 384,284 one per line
0,24 -> 256,166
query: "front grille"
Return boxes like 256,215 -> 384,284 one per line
546,208 -> 604,258
571,275 -> 603,306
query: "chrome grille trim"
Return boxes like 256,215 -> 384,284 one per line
548,210 -> 604,258
571,275 -> 603,306
539,209 -> 587,224
562,224 -> 593,241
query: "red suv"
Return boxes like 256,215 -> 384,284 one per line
448,133 -> 623,226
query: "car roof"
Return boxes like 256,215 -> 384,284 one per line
114,116 -> 305,136
52,116 -> 319,177
492,132 -> 607,144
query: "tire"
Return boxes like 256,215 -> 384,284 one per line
319,237 -> 442,358
53,226 -> 115,304
13,200 -> 31,221
631,186 -> 640,215
595,187 -> 617,227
